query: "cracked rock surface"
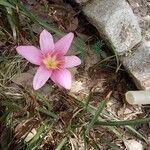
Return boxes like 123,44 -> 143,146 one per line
83,0 -> 142,55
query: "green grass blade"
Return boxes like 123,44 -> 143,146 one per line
37,107 -> 58,119
70,95 -> 123,139
104,111 -> 148,142
0,111 -> 10,123
84,93 -> 92,110
6,7 -> 17,40
0,0 -> 15,9
1,100 -> 21,111
86,100 -> 107,134
26,127 -> 44,150
27,22 -> 37,45
5,0 -> 86,57
95,117 -> 150,126
114,50 -> 120,71
106,142 -> 123,150
82,128 -> 87,150
92,142 -> 101,150
17,2 -> 62,35
126,126 -> 147,142
97,55 -> 116,66
56,137 -> 67,150
26,123 -> 53,150
34,92 -> 52,110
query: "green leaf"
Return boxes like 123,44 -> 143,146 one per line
92,39 -> 104,57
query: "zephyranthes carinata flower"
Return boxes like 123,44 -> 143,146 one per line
16,30 -> 81,90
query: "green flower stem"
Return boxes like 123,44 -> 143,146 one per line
95,117 -> 150,126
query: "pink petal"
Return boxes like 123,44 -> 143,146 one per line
16,46 -> 42,65
33,66 -> 51,90
54,33 -> 74,55
40,29 -> 54,53
51,69 -> 71,89
63,56 -> 81,68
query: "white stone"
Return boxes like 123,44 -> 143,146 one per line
83,0 -> 142,55
123,139 -> 143,150
122,41 -> 150,90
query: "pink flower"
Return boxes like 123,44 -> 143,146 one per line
16,29 -> 81,90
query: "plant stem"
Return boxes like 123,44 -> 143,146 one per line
95,117 -> 150,126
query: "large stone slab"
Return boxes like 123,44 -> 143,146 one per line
122,41 -> 150,90
83,0 -> 142,55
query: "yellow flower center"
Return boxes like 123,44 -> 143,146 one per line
42,53 -> 64,70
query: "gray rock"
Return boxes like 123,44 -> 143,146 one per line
83,0 -> 142,55
122,41 -> 150,90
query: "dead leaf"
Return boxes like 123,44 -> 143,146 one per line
84,46 -> 100,70
70,137 -> 84,150
11,73 -> 33,87
75,32 -> 91,42
69,65 -> 91,98
14,118 -> 39,140
49,3 -> 78,31
70,80 -> 84,93
117,105 -> 142,120
25,128 -> 37,142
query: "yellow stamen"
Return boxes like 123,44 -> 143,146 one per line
43,53 -> 64,69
